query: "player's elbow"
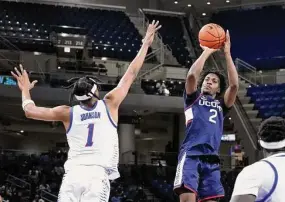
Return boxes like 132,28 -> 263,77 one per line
186,73 -> 197,91
229,83 -> 239,92
24,110 -> 33,119
24,106 -> 37,119
186,73 -> 197,84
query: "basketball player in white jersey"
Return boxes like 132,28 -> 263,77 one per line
11,20 -> 161,202
230,116 -> 285,202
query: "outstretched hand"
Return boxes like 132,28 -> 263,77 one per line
11,64 -> 38,91
142,20 -> 162,46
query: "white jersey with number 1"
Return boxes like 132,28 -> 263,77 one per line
64,100 -> 119,180
231,153 -> 285,202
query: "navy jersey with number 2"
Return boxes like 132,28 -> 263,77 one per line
182,90 -> 229,156
173,90 -> 230,201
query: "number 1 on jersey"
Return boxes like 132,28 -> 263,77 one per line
85,124 -> 94,147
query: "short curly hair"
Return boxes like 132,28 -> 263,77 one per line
198,69 -> 227,98
258,116 -> 285,145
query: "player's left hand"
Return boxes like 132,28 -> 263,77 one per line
223,30 -> 231,54
11,64 -> 38,91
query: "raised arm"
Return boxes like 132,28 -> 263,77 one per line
104,20 -> 161,107
223,30 -> 239,108
11,65 -> 70,125
185,46 -> 218,95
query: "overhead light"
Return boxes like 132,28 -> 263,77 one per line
64,47 -> 70,53
202,13 -> 206,16
229,117 -> 232,120
134,129 -> 141,135
20,130 -> 24,133
174,1 -> 178,4
142,138 -> 153,141
207,2 -> 211,5
187,4 -> 191,7
57,66 -> 61,70
33,52 -> 41,55
226,0 -> 230,2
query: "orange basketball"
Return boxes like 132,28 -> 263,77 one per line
198,23 -> 226,49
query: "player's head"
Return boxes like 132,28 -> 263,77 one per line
69,76 -> 100,105
199,70 -> 226,98
258,116 -> 285,154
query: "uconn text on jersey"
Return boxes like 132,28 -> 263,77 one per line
199,97 -> 222,112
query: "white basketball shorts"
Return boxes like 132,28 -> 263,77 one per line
58,165 -> 110,202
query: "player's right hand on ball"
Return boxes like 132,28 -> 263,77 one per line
200,44 -> 220,55
142,20 -> 162,46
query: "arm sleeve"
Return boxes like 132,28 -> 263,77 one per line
231,164 -> 262,197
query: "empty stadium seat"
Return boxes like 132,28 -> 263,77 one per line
211,6 -> 285,70
247,83 -> 285,119
0,1 -> 143,60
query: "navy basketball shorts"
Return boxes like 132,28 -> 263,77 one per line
173,152 -> 224,202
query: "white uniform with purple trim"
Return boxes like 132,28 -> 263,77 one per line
231,153 -> 285,202
58,100 -> 119,202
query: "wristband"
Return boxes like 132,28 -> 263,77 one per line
22,99 -> 35,111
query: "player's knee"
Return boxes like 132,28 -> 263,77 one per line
179,192 -> 196,202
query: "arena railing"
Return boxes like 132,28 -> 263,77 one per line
0,35 -> 21,52
121,151 -> 246,171
40,190 -> 57,202
6,174 -> 31,193
235,58 -> 279,84
235,58 -> 260,85
0,35 -> 21,68
139,8 -> 172,56
136,9 -> 166,80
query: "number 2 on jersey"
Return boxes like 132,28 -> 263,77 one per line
209,109 -> 217,124
85,124 -> 94,147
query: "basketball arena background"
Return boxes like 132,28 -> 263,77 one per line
0,0 -> 284,201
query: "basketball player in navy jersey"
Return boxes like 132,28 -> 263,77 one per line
173,30 -> 239,202
11,21 -> 161,202
231,117 -> 285,202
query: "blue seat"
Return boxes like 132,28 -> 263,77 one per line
248,83 -> 285,119
211,6 -> 285,70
